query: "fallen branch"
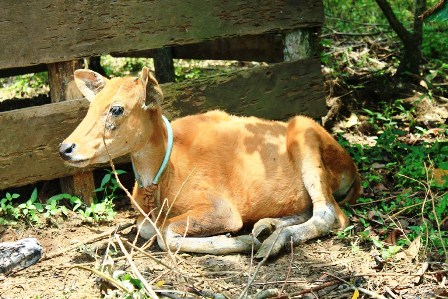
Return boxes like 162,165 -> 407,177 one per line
42,222 -> 133,261
325,272 -> 387,299
322,30 -> 385,38
254,275 -> 350,299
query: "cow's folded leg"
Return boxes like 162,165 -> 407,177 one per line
254,119 -> 353,259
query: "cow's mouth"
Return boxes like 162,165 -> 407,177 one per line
66,158 -> 90,167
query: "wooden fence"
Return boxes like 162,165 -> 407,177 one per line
0,1 -> 326,203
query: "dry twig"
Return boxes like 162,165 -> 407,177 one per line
278,237 -> 294,296
66,264 -> 131,293
238,231 -> 282,299
114,234 -> 159,299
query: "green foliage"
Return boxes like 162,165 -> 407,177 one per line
0,169 -> 126,225
337,224 -> 355,239
0,189 -> 81,225
94,169 -> 126,201
44,193 -> 82,218
112,271 -> 146,298
0,72 -> 49,99
323,0 -> 448,67
324,0 -> 388,33
101,56 -> 152,77
422,22 -> 448,61
0,192 -> 20,224
77,198 -> 116,223
17,188 -> 44,224
78,169 -> 128,223
372,237 -> 403,260
338,98 -> 448,259
174,64 -> 203,82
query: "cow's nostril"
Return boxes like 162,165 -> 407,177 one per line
65,143 -> 75,154
59,143 -> 76,160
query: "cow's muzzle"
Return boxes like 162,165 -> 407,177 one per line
59,143 -> 76,161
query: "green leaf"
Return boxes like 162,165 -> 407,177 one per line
29,188 -> 38,202
101,173 -> 112,188
85,207 -> 92,218
381,245 -> 403,260
34,203 -> 44,212
48,193 -> 72,202
426,2 -> 448,22
72,202 -> 82,212
372,237 -> 383,249
60,206 -> 69,216
129,277 -> 144,289
69,196 -> 82,205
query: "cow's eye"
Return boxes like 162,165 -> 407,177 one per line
110,105 -> 124,116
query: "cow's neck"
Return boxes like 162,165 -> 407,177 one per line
131,107 -> 171,189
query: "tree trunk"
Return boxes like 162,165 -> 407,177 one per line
375,0 -> 427,75
397,0 -> 427,75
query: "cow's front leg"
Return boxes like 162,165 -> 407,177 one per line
255,204 -> 337,259
252,212 -> 312,240
158,199 -> 260,254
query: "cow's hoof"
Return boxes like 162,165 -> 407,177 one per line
254,229 -> 288,259
252,219 -> 275,240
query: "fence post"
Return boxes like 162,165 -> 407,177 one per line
283,28 -> 320,62
153,47 -> 175,83
48,60 -> 95,205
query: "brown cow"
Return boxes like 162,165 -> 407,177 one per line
59,67 -> 361,258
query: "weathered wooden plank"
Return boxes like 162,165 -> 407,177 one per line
0,0 -> 323,69
0,100 -> 91,189
0,59 -> 325,190
112,33 -> 286,62
165,59 -> 326,120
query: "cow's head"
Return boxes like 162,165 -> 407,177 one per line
59,67 -> 163,167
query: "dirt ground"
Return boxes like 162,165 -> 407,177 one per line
0,197 -> 445,299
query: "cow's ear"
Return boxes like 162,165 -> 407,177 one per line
74,70 -> 109,102
141,67 -> 163,110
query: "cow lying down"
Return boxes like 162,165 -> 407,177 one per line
59,67 -> 361,258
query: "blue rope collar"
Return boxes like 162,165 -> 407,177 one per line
132,115 -> 173,188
